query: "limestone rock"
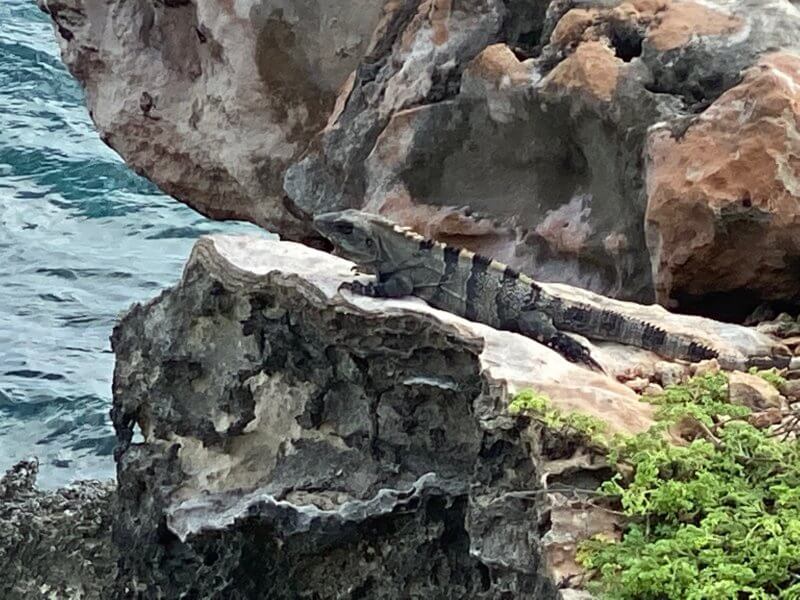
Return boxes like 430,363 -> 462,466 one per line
111,234 -> 662,598
728,371 -> 785,410
624,377 -> 650,393
105,234 -> 795,598
692,358 -> 721,377
757,313 -> 800,338
38,0 -> 387,239
654,360 -> 686,387
41,0 -> 800,312
0,460 -> 116,599
643,383 -> 664,396
646,52 -> 800,311
779,379 -> 800,400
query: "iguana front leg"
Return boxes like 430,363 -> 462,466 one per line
341,272 -> 415,298
519,310 -> 604,372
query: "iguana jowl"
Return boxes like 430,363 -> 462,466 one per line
314,210 -> 719,370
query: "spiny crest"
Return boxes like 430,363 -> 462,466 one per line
636,317 -> 718,359
391,223 -> 426,242
407,228 -> 538,286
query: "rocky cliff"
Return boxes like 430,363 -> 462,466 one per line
2,232 -> 795,597
109,235 -> 787,598
39,0 -> 800,314
22,0 -> 800,597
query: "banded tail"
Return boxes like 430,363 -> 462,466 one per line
536,293 -> 719,363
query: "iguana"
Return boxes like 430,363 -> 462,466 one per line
313,210 -> 782,370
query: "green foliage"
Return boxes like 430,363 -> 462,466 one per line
749,366 -> 787,390
644,372 -> 749,426
577,373 -> 800,599
509,389 -> 607,441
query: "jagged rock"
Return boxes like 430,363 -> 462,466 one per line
111,234 -> 663,598
107,234 -> 791,598
0,460 -> 116,599
646,51 -> 800,311
728,371 -> 785,410
41,0 -> 800,313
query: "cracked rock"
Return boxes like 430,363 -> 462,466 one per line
108,234 -> 789,598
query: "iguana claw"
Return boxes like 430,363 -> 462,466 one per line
549,333 -> 606,373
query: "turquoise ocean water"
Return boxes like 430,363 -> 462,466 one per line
0,1 -> 260,487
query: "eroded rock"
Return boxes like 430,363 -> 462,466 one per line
38,0 -> 387,239
41,0 -> 800,313
728,371 -> 785,410
110,234 -> 664,598
108,234 -> 791,598
646,52 -> 800,311
0,460 -> 116,599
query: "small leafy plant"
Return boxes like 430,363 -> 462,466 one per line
509,388 -> 607,441
749,366 -> 787,390
510,374 -> 800,599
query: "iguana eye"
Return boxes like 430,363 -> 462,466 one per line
365,239 -> 373,247
336,222 -> 354,235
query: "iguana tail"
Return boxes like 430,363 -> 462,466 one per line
537,293 -> 718,363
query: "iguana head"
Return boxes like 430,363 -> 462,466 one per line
315,210 -> 418,268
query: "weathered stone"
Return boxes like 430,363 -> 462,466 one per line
729,371 -> 785,410
105,234 -> 793,598
38,0 -> 387,239
624,377 -> 650,393
757,313 -> 800,337
646,1 -> 744,51
0,460 -> 116,599
643,382 -> 664,396
647,52 -> 800,311
749,407 -> 785,429
541,40 -> 622,102
691,358 -> 721,377
40,0 -> 800,313
111,234 -> 663,599
779,379 -> 800,400
654,360 -> 686,387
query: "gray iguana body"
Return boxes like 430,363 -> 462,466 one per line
313,210 -> 777,370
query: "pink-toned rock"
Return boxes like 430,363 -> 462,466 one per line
690,358 -> 721,377
41,0 -> 800,314
646,52 -> 800,308
728,371 -> 785,410
549,9 -> 599,47
624,377 -> 651,393
39,0 -> 386,239
541,41 -> 623,102
646,1 -> 744,51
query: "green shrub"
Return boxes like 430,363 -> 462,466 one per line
749,366 -> 787,390
510,375 -> 800,599
509,388 -> 607,441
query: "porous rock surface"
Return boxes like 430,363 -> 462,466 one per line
41,0 -> 800,312
0,459 -> 116,599
108,234 -> 787,598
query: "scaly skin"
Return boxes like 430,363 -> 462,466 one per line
313,210 -> 727,370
